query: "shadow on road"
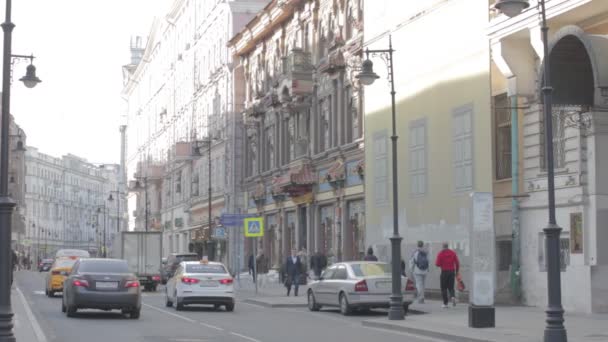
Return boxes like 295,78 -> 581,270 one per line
178,305 -> 232,313
68,311 -> 133,320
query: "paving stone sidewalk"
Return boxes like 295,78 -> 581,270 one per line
235,272 -> 308,308
363,299 -> 608,342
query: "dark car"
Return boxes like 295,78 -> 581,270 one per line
38,259 -> 54,272
62,258 -> 141,319
161,253 -> 198,285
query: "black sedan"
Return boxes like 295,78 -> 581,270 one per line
38,259 -> 54,272
62,258 -> 141,319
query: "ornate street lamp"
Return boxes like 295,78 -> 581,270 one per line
356,35 -> 404,321
494,1 -> 567,341
0,0 -> 41,340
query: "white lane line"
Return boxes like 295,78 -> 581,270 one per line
199,322 -> 224,331
16,287 -> 48,342
365,326 -> 451,342
33,291 -> 45,296
142,303 -> 196,323
229,332 -> 262,342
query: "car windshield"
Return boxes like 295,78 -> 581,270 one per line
350,263 -> 391,277
78,260 -> 130,273
54,259 -> 76,269
177,255 -> 199,262
186,264 -> 226,274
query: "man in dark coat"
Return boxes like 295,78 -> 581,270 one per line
310,250 -> 327,279
284,249 -> 301,296
248,254 -> 256,282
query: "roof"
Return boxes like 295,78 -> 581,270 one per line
181,261 -> 225,266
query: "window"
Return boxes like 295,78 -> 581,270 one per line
452,104 -> 474,191
373,131 -> 389,204
191,173 -> 199,197
409,119 -> 427,196
538,232 -> 569,272
541,106 -> 570,170
497,240 -> 512,271
494,94 -> 511,180
351,263 -> 391,277
334,266 -> 348,280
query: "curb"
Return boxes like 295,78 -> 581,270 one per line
243,298 -> 307,308
361,320 -> 492,342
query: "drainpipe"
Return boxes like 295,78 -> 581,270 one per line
510,94 -> 521,300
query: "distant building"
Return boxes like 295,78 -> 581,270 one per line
24,148 -> 122,259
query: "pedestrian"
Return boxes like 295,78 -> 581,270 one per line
363,247 -> 378,261
11,249 -> 17,285
310,250 -> 327,280
256,251 -> 269,287
409,240 -> 430,304
297,248 -> 308,283
284,249 -> 301,296
248,253 -> 256,282
435,242 -> 460,308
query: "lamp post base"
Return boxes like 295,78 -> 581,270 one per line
469,305 -> 495,328
388,235 -> 404,321
0,309 -> 15,342
0,197 -> 16,342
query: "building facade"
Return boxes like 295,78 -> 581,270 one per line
122,0 -> 268,270
24,148 -> 123,260
489,0 -> 608,313
363,0 -> 493,296
230,0 -> 365,269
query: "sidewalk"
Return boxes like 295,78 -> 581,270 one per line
12,287 -> 47,342
362,299 -> 608,342
236,272 -> 308,308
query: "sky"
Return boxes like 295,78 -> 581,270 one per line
2,0 -> 171,165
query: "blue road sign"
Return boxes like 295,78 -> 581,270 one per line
220,213 -> 257,227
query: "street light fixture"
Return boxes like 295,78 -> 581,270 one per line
0,0 -> 41,340
356,35 -> 404,321
494,1 -> 567,341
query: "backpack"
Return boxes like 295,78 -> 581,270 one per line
415,251 -> 429,271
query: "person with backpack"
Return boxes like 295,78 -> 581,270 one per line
409,241 -> 429,303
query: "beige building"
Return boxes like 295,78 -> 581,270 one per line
230,0 -> 365,268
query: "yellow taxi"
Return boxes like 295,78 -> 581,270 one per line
45,257 -> 78,297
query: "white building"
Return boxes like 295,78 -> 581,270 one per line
122,0 -> 268,271
24,148 -> 123,259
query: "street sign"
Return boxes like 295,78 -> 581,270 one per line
243,217 -> 264,237
220,213 -> 257,227
212,226 -> 227,239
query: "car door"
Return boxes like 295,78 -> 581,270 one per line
315,266 -> 336,305
169,265 -> 184,300
64,261 -> 79,305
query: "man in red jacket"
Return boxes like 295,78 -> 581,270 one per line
435,242 -> 460,308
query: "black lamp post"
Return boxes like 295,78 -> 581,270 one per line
97,205 -> 107,258
356,35 -> 404,321
0,0 -> 41,339
494,1 -> 567,341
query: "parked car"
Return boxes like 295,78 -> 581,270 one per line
165,260 -> 235,312
38,259 -> 54,272
161,253 -> 199,285
307,261 -> 415,315
62,258 -> 141,319
45,257 -> 78,297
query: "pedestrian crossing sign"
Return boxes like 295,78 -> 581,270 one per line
244,217 -> 264,237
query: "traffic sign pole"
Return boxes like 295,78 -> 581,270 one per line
253,239 -> 258,295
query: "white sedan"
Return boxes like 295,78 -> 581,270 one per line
307,261 -> 415,315
165,261 -> 235,311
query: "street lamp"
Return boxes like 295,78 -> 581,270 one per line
193,137 -> 219,260
97,205 -> 107,258
356,35 -> 404,321
0,0 -> 41,339
494,1 -> 567,341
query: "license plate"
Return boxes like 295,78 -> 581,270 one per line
96,282 -> 118,289
376,281 -> 391,289
199,280 -> 218,287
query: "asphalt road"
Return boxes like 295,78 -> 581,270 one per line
14,271 -> 440,342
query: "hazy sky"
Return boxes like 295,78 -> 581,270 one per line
3,0 -> 171,164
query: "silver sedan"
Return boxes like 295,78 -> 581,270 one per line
307,261 -> 415,315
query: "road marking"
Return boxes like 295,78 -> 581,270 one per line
199,322 -> 224,331
364,326 -> 451,342
142,303 -> 196,323
229,332 -> 261,342
33,291 -> 45,296
16,287 -> 48,342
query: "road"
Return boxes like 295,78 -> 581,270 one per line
14,271 -> 440,342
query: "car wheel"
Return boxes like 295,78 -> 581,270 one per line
48,291 -> 54,298
214,304 -> 221,311
165,294 -> 173,307
307,291 -> 321,312
130,308 -> 141,319
339,293 -> 352,316
61,300 -> 66,313
225,303 -> 235,312
66,304 -> 77,318
175,297 -> 184,311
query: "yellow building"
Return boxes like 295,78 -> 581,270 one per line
364,0 -> 492,294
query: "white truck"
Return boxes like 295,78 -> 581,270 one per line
111,231 -> 162,291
